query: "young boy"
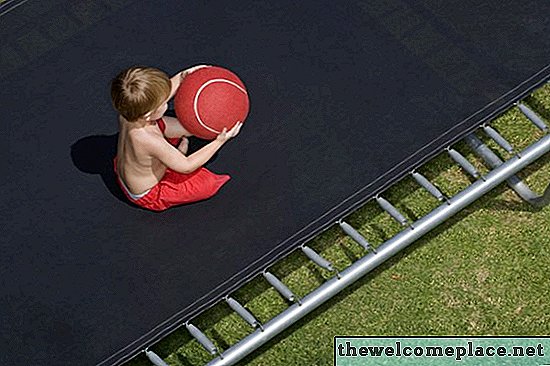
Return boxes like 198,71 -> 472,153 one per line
111,65 -> 243,211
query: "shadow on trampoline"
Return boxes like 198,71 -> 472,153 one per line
70,133 -> 131,206
70,133 -> 222,208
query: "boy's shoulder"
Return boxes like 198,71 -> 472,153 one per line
132,126 -> 164,144
120,117 -> 164,145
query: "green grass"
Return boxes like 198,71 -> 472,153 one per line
125,84 -> 550,366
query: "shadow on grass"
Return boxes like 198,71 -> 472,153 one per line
482,153 -> 550,213
525,95 -> 550,122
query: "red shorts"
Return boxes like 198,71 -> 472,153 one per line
114,118 -> 230,212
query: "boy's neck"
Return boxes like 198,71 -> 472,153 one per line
123,116 -> 157,129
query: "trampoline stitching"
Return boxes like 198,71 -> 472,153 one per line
0,0 -> 30,17
100,65 -> 550,366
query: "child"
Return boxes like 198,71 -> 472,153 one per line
111,65 -> 243,211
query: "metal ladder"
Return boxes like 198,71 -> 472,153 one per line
145,101 -> 550,366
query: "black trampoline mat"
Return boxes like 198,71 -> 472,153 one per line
1,1 -> 549,365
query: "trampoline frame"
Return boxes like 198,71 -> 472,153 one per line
142,93 -> 550,366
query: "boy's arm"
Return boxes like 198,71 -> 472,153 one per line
147,122 -> 242,174
167,65 -> 210,99
148,137 -> 224,174
161,116 -> 192,139
167,72 -> 184,100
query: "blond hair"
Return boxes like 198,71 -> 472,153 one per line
111,66 -> 171,121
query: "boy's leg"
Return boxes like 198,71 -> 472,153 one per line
161,115 -> 193,138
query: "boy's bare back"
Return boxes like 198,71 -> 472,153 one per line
116,116 -> 169,195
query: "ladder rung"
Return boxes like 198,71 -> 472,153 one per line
338,221 -> 376,253
447,148 -> 480,178
186,323 -> 218,355
376,196 -> 409,226
411,172 -> 445,201
226,297 -> 260,328
145,350 -> 169,366
518,103 -> 548,131
263,271 -> 297,302
301,245 -> 334,272
483,125 -> 514,153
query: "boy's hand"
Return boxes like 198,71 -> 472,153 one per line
216,122 -> 243,142
181,65 -> 211,80
177,137 -> 189,155
171,65 -> 211,98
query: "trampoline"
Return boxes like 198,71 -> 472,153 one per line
1,1 -> 549,365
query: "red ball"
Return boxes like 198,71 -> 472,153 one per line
174,66 -> 250,140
